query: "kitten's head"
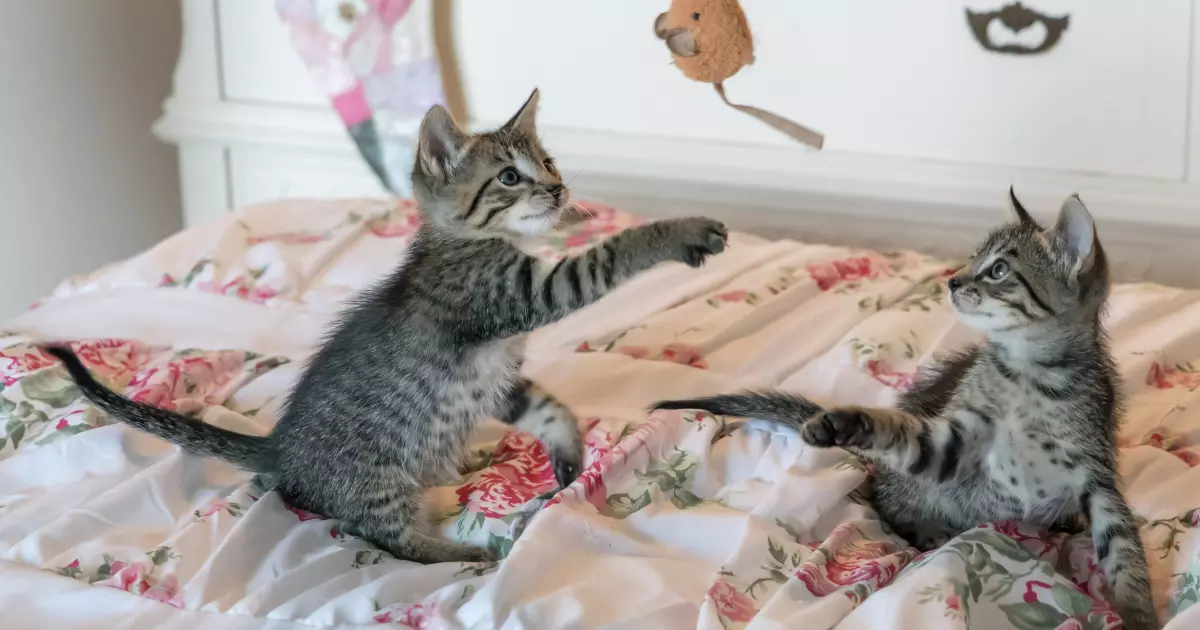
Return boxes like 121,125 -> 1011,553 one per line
410,89 -> 568,236
948,190 -> 1109,333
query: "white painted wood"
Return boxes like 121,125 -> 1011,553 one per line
177,144 -> 232,228
228,147 -> 387,208
216,0 -> 327,106
155,0 -> 1200,287
456,0 -> 1191,179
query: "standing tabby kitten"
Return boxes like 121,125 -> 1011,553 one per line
656,192 -> 1157,628
46,89 -> 728,564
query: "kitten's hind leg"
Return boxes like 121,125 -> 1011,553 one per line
1085,477 -> 1158,629
500,379 -> 584,488
358,493 -> 495,564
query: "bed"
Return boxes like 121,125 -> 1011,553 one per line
2,197 -> 1199,629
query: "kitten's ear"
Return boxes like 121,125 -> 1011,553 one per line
1050,194 -> 1097,275
1008,186 -> 1039,227
502,88 -> 540,134
417,105 -> 468,179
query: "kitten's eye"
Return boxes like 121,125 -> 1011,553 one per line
692,11 -> 701,20
988,260 -> 1010,280
543,158 -> 557,176
497,167 -> 521,187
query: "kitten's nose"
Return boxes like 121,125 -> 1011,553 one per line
948,276 -> 963,292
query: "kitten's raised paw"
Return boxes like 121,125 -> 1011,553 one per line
802,408 -> 874,448
660,217 -> 728,267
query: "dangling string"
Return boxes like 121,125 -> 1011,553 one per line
714,82 -> 824,150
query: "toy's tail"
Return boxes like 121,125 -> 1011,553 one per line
43,345 -> 275,472
652,390 -> 823,431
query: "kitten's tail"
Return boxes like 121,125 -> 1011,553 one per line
652,390 -> 823,430
43,345 -> 276,472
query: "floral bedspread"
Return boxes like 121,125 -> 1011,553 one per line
2,198 -> 1199,629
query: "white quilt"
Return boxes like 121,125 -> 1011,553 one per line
1,198 -> 1199,629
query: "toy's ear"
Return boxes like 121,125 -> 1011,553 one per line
654,12 -> 669,39
502,88 -> 540,134
666,30 -> 697,57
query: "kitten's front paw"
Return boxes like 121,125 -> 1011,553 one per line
802,408 -> 874,448
659,218 -> 728,267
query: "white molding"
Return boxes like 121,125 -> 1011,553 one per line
159,100 -> 1200,227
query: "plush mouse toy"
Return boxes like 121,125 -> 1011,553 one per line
654,0 -> 824,149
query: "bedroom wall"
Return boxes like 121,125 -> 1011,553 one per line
0,0 -> 183,317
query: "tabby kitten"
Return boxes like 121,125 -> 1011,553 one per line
655,192 -> 1157,628
46,89 -> 728,564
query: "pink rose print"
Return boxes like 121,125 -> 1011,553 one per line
1146,362 -> 1200,390
66,559 -> 80,569
143,574 -> 184,608
716,289 -> 748,302
55,418 -> 69,430
127,352 -> 247,413
375,601 -> 434,628
615,346 -> 651,360
797,525 -> 914,597
806,256 -> 879,292
576,466 -> 610,513
944,593 -> 962,613
287,505 -> 327,521
104,562 -> 183,609
247,231 -> 329,245
0,346 -> 58,386
456,432 -> 556,518
707,579 -> 757,623
661,343 -> 708,370
864,359 -> 915,391
194,277 -> 280,305
1131,427 -> 1199,467
583,424 -> 613,464
105,560 -> 151,594
984,521 -> 1063,558
74,339 -> 152,385
369,206 -> 421,239
1022,580 -> 1054,603
561,201 -> 640,251
201,498 -> 231,518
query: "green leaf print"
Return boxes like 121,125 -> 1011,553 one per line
999,601 -> 1067,630
34,423 -> 88,446
1051,583 -> 1093,618
22,370 -> 80,408
15,401 -> 49,425
181,259 -> 210,287
147,546 -> 179,566
486,534 -> 514,560
352,549 -> 387,568
670,489 -> 703,510
1171,563 -> 1200,618
7,421 -> 25,450
606,449 -> 702,518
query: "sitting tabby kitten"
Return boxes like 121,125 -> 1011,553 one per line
655,192 -> 1156,629
46,89 -> 728,564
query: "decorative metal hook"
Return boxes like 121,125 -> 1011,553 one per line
966,2 -> 1069,55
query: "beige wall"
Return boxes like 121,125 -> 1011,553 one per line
0,0 -> 182,317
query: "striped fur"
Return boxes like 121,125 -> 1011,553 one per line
47,90 -> 727,565
656,192 -> 1157,628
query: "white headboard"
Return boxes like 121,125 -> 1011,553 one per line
157,0 -> 1200,287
